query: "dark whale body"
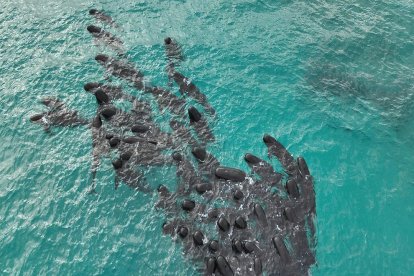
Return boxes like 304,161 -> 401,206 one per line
87,25 -> 124,54
84,82 -> 132,102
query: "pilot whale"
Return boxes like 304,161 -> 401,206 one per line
168,64 -> 215,115
87,25 -> 124,54
89,9 -> 119,28
187,106 -> 215,144
95,54 -> 145,89
88,115 -> 111,193
30,97 -> 88,132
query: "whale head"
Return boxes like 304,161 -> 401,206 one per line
112,158 -> 123,170
172,152 -> 183,162
87,25 -> 102,34
164,37 -> 172,45
84,82 -> 101,92
100,106 -> 116,119
95,54 -> 109,63
188,106 -> 202,123
94,89 -> 110,105
263,134 -> 277,145
30,114 -> 44,122
244,153 -> 262,165
192,147 -> 207,162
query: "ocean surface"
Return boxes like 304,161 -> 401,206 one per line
1,0 -> 413,275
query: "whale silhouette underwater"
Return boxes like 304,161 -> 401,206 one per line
29,9 -> 317,275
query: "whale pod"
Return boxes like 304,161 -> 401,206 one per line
33,28 -> 317,275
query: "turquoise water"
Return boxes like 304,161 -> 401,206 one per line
1,0 -> 414,275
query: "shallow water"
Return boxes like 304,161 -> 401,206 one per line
1,0 -> 414,275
